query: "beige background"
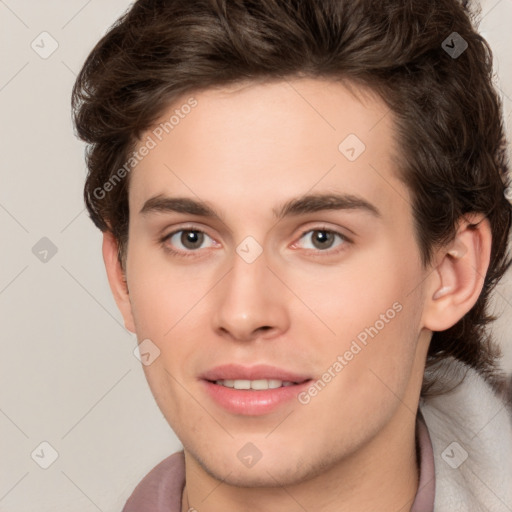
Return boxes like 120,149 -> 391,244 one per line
0,0 -> 511,510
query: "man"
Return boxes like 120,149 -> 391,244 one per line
72,0 -> 512,510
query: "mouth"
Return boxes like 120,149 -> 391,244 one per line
200,364 -> 312,415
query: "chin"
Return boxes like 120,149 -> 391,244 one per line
187,444 -> 331,489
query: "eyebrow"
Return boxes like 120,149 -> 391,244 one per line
139,192 -> 381,220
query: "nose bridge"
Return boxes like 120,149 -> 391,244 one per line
212,246 -> 289,341
224,248 -> 273,315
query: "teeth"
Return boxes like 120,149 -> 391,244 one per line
214,379 -> 295,390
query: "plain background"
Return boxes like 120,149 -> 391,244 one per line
0,0 -> 511,510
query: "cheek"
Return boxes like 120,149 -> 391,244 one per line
126,246 -> 209,338
126,255 -> 206,421
296,252 -> 415,334
297,250 -> 424,383
125,248 -> 219,402
295,283 -> 423,444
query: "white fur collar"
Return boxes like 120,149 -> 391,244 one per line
420,358 -> 512,511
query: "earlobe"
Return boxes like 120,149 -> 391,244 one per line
102,231 -> 136,333
422,214 -> 491,332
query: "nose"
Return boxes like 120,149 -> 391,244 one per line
212,249 -> 290,343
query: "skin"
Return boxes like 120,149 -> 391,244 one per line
103,78 -> 491,511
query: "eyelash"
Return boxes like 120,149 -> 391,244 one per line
160,227 -> 217,259
159,226 -> 352,258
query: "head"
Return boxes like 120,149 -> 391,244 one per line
72,0 -> 511,488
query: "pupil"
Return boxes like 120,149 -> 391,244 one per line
313,230 -> 333,249
182,231 -> 203,249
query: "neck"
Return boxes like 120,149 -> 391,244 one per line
181,405 -> 420,512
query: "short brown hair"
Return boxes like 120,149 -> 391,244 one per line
72,0 -> 511,393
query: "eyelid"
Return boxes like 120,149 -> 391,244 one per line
160,223 -> 215,241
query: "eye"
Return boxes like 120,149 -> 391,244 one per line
163,229 -> 217,254
295,228 -> 349,252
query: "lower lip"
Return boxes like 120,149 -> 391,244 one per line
202,380 -> 311,416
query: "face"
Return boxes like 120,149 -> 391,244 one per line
121,78 -> 433,487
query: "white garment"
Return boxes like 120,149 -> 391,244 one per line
420,358 -> 512,511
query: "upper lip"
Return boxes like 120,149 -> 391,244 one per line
200,364 -> 311,383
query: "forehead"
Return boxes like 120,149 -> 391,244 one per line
129,78 -> 410,224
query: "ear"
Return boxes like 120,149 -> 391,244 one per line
422,213 -> 492,332
102,231 -> 136,333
